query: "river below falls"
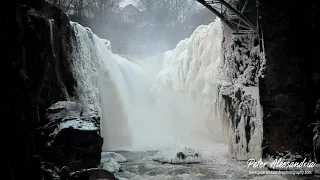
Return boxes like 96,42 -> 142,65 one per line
102,143 -> 318,180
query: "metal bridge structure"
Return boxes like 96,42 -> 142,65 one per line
196,0 -> 258,33
196,0 -> 264,51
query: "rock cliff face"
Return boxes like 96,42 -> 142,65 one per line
5,1 -> 104,179
221,24 -> 264,160
259,0 -> 320,160
220,0 -> 319,162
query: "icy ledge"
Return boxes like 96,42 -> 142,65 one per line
152,143 -> 203,164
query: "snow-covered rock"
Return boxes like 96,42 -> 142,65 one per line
100,152 -> 127,173
101,159 -> 121,173
152,143 -> 202,164
43,101 -> 103,170
101,152 -> 127,163
44,101 -> 100,144
220,32 -> 264,161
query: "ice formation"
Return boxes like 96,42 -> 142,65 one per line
152,143 -> 203,164
220,31 -> 264,160
152,18 -> 227,143
67,16 -> 263,161
152,18 -> 264,160
69,22 -> 133,150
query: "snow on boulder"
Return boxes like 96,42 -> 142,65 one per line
100,152 -> 126,173
44,101 -> 100,144
101,152 -> 127,163
152,143 -> 202,164
101,159 -> 121,173
43,101 -> 103,170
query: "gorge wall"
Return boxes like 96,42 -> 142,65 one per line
220,0 -> 319,162
5,0 -> 320,179
6,1 -> 104,179
259,0 -> 320,160
220,24 -> 264,160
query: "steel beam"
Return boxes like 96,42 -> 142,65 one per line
196,0 -> 238,31
197,0 -> 257,33
217,0 -> 257,31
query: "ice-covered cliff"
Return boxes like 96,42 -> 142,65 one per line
220,24 -> 265,160
153,18 -> 265,160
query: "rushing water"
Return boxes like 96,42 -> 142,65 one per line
109,147 -> 313,180
69,19 -> 320,180
69,19 -> 225,151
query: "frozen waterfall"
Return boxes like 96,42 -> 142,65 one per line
68,18 -> 227,151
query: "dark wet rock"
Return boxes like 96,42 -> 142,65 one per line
5,2 -> 77,179
42,101 -> 103,171
259,0 -> 320,158
39,163 -> 118,180
70,168 -> 118,180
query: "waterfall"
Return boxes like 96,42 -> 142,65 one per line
48,19 -> 55,57
68,18 -> 228,151
69,22 -> 132,150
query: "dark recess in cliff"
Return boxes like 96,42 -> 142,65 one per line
259,0 -> 320,159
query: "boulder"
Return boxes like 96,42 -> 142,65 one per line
100,152 -> 126,173
152,143 -> 202,164
43,101 -> 103,171
70,168 -> 118,180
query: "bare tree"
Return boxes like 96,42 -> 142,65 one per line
49,0 -> 122,17
156,0 -> 195,26
135,0 -> 195,27
134,0 -> 156,12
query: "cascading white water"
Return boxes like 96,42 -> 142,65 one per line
69,22 -> 132,150
68,18 -> 227,151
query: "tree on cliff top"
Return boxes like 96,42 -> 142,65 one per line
48,0 -> 122,18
